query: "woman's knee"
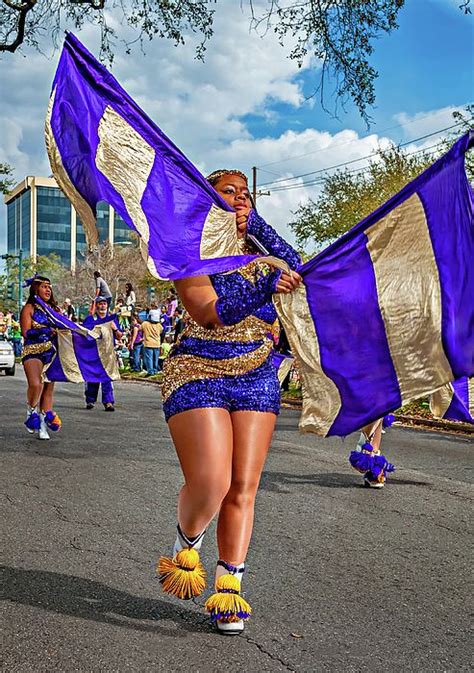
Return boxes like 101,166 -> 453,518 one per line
223,479 -> 259,510
186,474 -> 231,509
28,381 -> 43,396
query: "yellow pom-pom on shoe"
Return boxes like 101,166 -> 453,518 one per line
157,547 -> 206,600
204,573 -> 252,623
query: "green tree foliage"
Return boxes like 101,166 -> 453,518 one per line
288,145 -> 434,249
0,163 -> 15,195
0,253 -> 65,313
442,104 -> 474,181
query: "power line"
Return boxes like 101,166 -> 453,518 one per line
267,143 -> 442,194
257,122 -> 463,189
257,106 -> 471,170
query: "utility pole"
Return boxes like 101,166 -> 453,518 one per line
252,166 -> 257,205
18,248 -> 23,316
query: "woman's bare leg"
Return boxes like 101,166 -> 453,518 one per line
362,418 -> 383,451
168,407 -> 234,538
23,359 -> 44,408
40,382 -> 55,412
216,411 -> 276,564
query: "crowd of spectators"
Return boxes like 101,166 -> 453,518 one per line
1,271 -> 298,387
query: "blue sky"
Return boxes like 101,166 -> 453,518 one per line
242,0 -> 473,140
0,0 -> 472,260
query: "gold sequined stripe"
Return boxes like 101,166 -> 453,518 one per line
22,341 -> 54,358
182,315 -> 274,344
31,320 -> 48,329
161,341 -> 273,402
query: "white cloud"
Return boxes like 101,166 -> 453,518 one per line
393,105 -> 466,142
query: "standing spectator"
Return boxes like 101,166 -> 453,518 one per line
128,314 -> 143,372
62,298 -> 76,321
173,309 -> 185,343
93,271 -> 113,309
9,320 -> 23,357
160,305 -> 171,335
166,291 -> 178,317
124,283 -> 136,314
158,334 -> 173,371
148,300 -> 161,323
141,314 -> 163,376
83,297 -> 122,411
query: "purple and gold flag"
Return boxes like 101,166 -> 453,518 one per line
430,377 -> 474,424
45,33 -> 259,280
36,298 -> 120,384
275,133 -> 474,436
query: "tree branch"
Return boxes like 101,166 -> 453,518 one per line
0,0 -> 37,52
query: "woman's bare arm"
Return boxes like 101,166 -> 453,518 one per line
20,304 -> 33,338
174,276 -> 220,329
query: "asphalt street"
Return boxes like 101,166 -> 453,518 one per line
1,369 -> 472,672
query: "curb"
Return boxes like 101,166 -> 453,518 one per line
120,377 -> 473,436
280,400 -> 473,435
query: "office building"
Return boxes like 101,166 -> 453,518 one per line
5,176 -> 132,271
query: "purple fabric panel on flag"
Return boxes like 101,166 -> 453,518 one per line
417,141 -> 474,379
301,233 -> 401,437
50,34 -> 258,279
44,349 -> 68,383
445,377 -> 473,423
272,352 -> 286,370
71,332 -> 111,383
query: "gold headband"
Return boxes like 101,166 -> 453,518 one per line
206,169 -> 248,185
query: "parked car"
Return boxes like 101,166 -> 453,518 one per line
0,334 -> 15,376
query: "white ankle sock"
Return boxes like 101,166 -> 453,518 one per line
173,524 -> 206,555
215,560 -> 245,586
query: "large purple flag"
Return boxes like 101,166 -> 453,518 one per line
45,33 -> 259,280
36,297 -> 120,384
275,133 -> 474,436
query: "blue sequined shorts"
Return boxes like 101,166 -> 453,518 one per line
163,358 -> 280,421
22,347 -> 56,366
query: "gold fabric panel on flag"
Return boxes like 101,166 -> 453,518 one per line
429,382 -> 454,418
92,323 -> 121,381
274,285 -> 341,436
200,204 -> 241,259
365,193 -> 453,402
469,378 -> 474,417
276,356 -> 294,386
45,88 -> 99,249
45,330 -> 83,383
96,106 -> 155,244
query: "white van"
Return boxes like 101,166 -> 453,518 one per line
0,334 -> 15,376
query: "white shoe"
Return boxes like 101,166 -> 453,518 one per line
25,407 -> 38,434
216,619 -> 244,635
38,413 -> 50,440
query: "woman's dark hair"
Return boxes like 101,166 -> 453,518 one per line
26,277 -> 58,309
125,282 -> 133,295
94,271 -> 101,278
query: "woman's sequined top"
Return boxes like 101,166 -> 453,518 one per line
22,303 -> 56,358
161,212 -> 301,402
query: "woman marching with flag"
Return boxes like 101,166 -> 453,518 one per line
20,275 -> 62,440
157,170 -> 302,634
